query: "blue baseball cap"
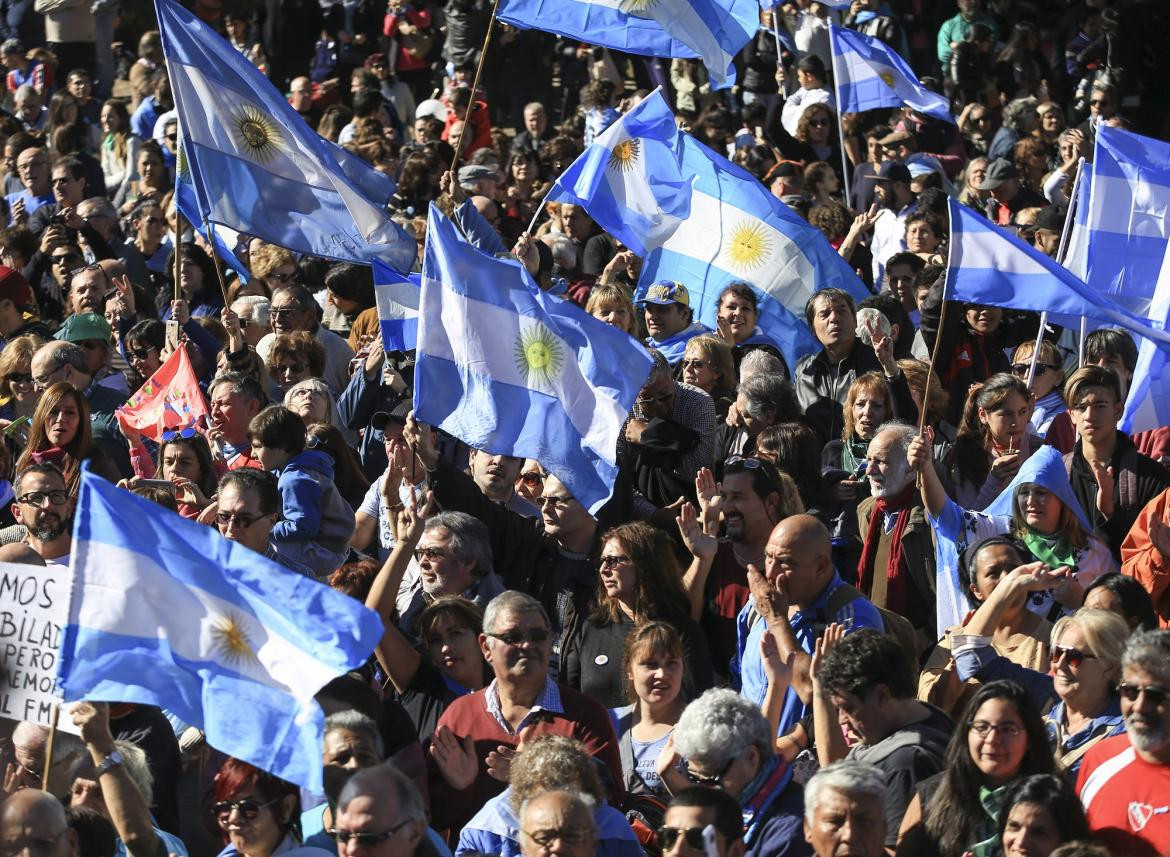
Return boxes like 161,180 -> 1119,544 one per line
639,280 -> 690,307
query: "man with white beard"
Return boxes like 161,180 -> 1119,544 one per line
1078,630 -> 1170,856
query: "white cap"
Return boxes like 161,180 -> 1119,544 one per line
416,99 -> 450,123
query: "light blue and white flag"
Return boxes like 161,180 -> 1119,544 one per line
173,126 -> 252,280
373,259 -> 420,353
497,0 -> 758,89
58,469 -> 382,792
155,0 -> 415,270
414,205 -> 653,514
1084,127 -> 1170,317
829,24 -> 952,123
945,197 -> 1170,350
551,90 -> 870,369
1121,242 -> 1170,435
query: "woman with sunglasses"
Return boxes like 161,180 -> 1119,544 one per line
1011,339 -> 1073,453
0,334 -> 42,432
953,592 -> 1128,778
794,104 -> 841,179
211,757 -> 331,857
680,334 -> 736,421
896,681 -> 1055,857
121,318 -> 165,390
561,522 -> 712,710
913,433 -> 1117,624
269,332 -> 326,396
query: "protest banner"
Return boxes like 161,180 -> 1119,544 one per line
0,561 -> 77,733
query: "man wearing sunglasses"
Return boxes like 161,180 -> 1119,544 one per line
54,312 -> 129,396
660,787 -> 745,857
1078,630 -> 1170,856
330,762 -> 430,856
428,590 -> 622,839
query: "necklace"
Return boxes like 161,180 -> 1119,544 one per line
731,543 -> 764,568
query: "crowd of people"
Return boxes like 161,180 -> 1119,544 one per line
2,1 -> 1170,857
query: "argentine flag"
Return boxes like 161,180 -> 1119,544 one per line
497,0 -> 758,89
59,469 -> 382,792
373,259 -> 421,353
156,0 -> 415,270
829,24 -> 953,124
413,205 -> 653,513
551,90 -> 870,369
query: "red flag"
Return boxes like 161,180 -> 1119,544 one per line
116,345 -> 209,444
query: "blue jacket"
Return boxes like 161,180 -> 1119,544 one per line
456,787 -> 642,857
273,449 -> 352,554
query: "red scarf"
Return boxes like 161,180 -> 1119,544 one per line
857,482 -> 918,613
30,446 -> 67,467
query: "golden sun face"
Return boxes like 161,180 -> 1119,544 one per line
879,71 -> 896,87
620,0 -> 659,13
209,611 -> 258,668
723,220 -> 772,272
514,324 -> 565,388
608,138 -> 641,173
230,105 -> 283,163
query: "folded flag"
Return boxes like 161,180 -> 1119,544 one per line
1121,241 -> 1170,435
373,259 -> 421,353
174,125 -> 251,280
155,0 -> 415,271
413,204 -> 653,513
58,469 -> 382,792
551,89 -> 869,369
497,0 -> 758,90
945,197 -> 1170,350
829,24 -> 953,124
115,345 -> 209,445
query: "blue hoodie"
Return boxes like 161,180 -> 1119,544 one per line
272,449 -> 353,560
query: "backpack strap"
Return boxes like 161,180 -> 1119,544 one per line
613,705 -> 650,795
1119,445 -> 1139,511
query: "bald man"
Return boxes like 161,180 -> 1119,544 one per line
518,791 -> 599,857
735,514 -> 884,736
2,780 -> 82,857
8,722 -> 86,798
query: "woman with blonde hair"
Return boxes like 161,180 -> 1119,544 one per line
584,283 -> 639,337
268,331 -> 326,395
0,335 -> 43,429
680,334 -> 735,420
561,521 -> 713,709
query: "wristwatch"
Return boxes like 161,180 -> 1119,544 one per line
94,750 -> 124,778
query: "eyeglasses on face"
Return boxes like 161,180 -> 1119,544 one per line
1118,682 -> 1169,706
656,825 -> 711,852
635,390 -> 673,407
968,720 -> 1023,738
1011,362 -> 1060,376
681,756 -> 735,787
212,797 -> 279,823
17,490 -> 69,507
518,471 -> 543,485
599,554 -> 630,570
216,510 -> 266,528
522,827 -> 593,848
487,627 -> 550,647
327,818 -> 412,845
269,307 -> 301,319
51,253 -> 81,266
5,372 -> 32,385
1050,644 -> 1096,668
680,359 -> 711,371
413,545 -> 450,562
128,346 -> 157,361
277,363 -> 307,376
538,494 -> 573,509
809,118 -> 830,127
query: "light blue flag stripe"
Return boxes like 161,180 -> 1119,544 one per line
551,90 -> 868,370
155,0 -> 415,271
946,198 -> 1170,350
373,259 -> 420,352
413,205 -> 653,513
1120,243 -> 1170,435
1085,127 -> 1170,316
829,24 -> 953,124
497,0 -> 757,89
59,469 -> 382,791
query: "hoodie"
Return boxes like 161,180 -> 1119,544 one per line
272,448 -> 352,556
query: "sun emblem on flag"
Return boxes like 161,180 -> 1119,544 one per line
608,138 -> 640,173
210,611 -> 259,668
879,71 -> 895,87
723,221 -> 772,272
619,0 -> 659,13
230,105 -> 283,163
176,134 -> 189,180
514,323 -> 565,388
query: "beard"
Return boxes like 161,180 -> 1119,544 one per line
30,517 -> 70,542
870,462 -> 912,499
1126,713 -> 1170,754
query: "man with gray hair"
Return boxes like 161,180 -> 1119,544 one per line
858,421 -> 936,640
671,688 -> 809,856
803,762 -> 887,857
716,371 -> 800,469
397,510 -> 505,642
518,790 -> 599,857
1078,629 -> 1170,855
428,590 -> 622,839
332,761 -> 437,856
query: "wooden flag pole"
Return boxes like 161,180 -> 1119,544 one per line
203,220 -> 234,310
41,705 -> 60,792
449,0 -> 501,176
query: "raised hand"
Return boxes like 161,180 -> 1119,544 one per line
677,501 -> 717,560
403,411 -> 439,470
430,725 -> 479,791
1088,458 -> 1116,520
394,489 -> 434,546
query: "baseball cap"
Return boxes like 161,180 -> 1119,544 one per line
977,159 -> 1019,190
0,266 -> 32,308
1032,205 -> 1065,233
55,312 -> 112,344
363,53 -> 388,69
870,161 -> 912,184
416,99 -> 450,123
639,280 -> 690,307
371,398 -> 413,432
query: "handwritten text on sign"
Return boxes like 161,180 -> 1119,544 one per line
0,562 -> 72,729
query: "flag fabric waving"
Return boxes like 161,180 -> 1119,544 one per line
550,90 -> 870,369
497,0 -> 758,90
115,346 -> 209,445
944,197 -> 1170,350
373,259 -> 421,353
59,469 -> 382,792
154,0 -> 415,271
413,204 -> 653,514
829,24 -> 953,123
1121,242 -> 1170,435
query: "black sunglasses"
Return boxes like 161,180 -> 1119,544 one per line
5,372 -> 31,384
681,756 -> 735,787
1118,682 -> 1169,706
128,346 -> 157,361
488,627 -> 550,647
1011,362 -> 1060,375
213,797 -> 279,822
657,825 -> 711,851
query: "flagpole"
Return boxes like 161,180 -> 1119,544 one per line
1024,314 -> 1047,390
826,35 -> 851,196
40,705 -> 59,791
450,0 -> 500,176
919,300 -> 947,435
203,219 -> 234,310
526,196 -> 549,236
770,15 -> 788,99
173,212 -> 184,305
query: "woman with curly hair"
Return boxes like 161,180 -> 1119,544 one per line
561,521 -> 713,709
268,331 -> 326,395
794,103 -> 841,175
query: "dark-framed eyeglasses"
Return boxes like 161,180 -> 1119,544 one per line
269,270 -> 298,284
518,471 -> 543,485
277,363 -> 307,376
1050,644 -> 1096,668
269,307 -> 301,320
212,797 -> 280,823
656,825 -> 712,852
128,346 -> 157,361
328,818 -> 413,845
413,545 -> 449,562
1117,682 -> 1170,706
216,510 -> 266,528
808,118 -> 830,127
5,372 -> 32,385
1011,362 -> 1060,376
51,252 -> 81,266
17,490 -> 69,507
487,627 -> 550,647
635,390 -> 674,407
968,720 -> 1023,738
681,756 -> 735,787
599,554 -> 630,570
680,358 -> 711,371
